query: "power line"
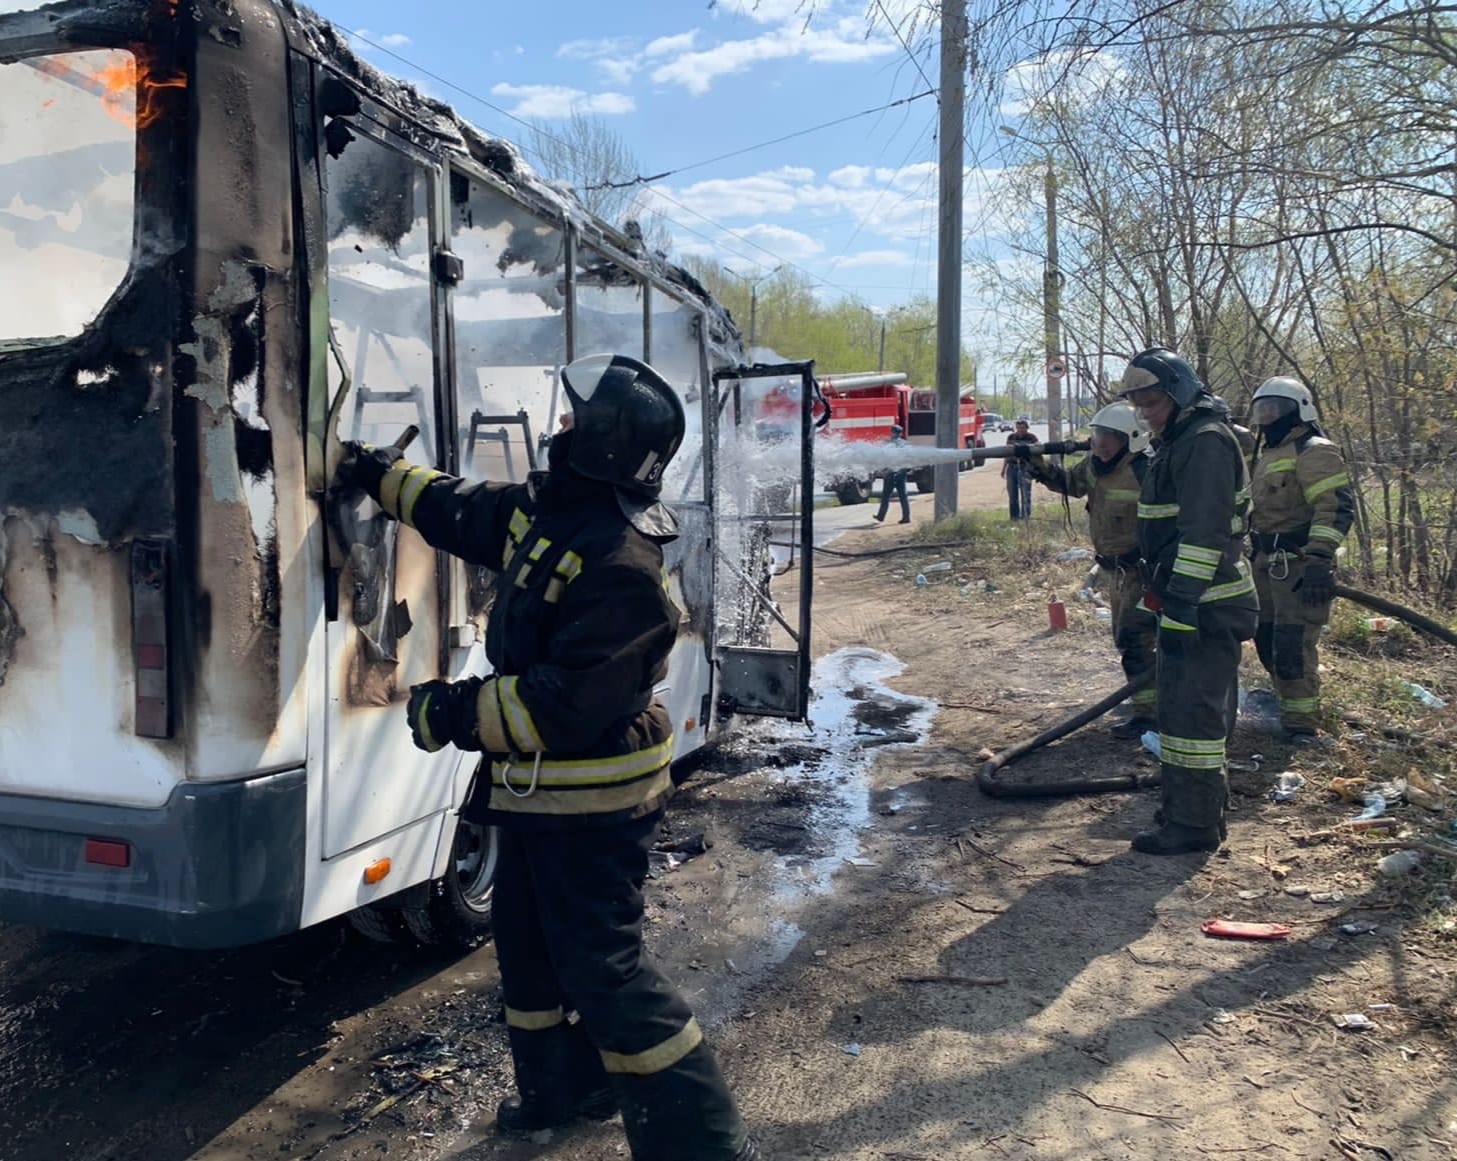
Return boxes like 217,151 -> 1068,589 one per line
345,30 -> 919,309
874,0 -> 937,95
584,89 -> 935,191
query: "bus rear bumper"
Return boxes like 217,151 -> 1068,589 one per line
0,768 -> 305,949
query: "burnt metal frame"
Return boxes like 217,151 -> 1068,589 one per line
710,360 -> 816,720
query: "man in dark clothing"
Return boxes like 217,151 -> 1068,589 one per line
873,423 -> 912,524
1119,348 -> 1258,855
1021,402 -> 1158,736
335,353 -> 757,1161
1002,418 -> 1038,519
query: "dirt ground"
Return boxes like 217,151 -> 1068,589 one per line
1,468 -> 1454,1161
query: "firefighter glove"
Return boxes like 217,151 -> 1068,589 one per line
335,441 -> 402,498
1296,559 -> 1335,606
406,678 -> 484,754
1158,596 -> 1199,656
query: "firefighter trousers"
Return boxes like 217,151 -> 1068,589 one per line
492,809 -> 749,1161
1107,566 -> 1157,718
1253,552 -> 1329,732
1156,601 -> 1256,829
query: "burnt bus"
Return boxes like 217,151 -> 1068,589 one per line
0,0 -> 813,949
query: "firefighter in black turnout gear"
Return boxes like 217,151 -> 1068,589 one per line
335,354 -> 758,1161
1119,349 -> 1258,855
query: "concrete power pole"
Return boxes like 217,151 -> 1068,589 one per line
934,0 -> 967,522
1043,157 -> 1063,441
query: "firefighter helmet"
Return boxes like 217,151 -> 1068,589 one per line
1118,347 -> 1204,408
561,354 -> 686,498
1089,402 -> 1150,455
1251,376 -> 1318,425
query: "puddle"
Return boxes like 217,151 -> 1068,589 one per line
698,647 -> 938,973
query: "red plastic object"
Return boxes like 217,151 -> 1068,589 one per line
1047,600 -> 1068,631
1201,919 -> 1291,940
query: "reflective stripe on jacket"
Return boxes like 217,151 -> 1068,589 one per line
377,460 -> 680,826
1031,451 -> 1146,559
1137,399 -> 1257,611
1250,428 -> 1353,562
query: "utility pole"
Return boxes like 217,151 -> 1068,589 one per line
934,0 -> 967,522
878,315 -> 887,373
723,264 -> 781,348
1043,156 -> 1062,441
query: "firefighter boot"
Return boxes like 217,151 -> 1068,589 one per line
1109,716 -> 1157,741
1133,768 -> 1225,855
615,1040 -> 750,1161
496,1021 -> 616,1136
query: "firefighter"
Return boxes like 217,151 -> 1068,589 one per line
334,354 -> 757,1161
873,423 -> 912,524
1248,376 -> 1353,742
1119,348 -> 1258,855
1018,402 -> 1158,736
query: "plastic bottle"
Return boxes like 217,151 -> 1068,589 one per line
1401,681 -> 1447,709
1376,850 -> 1420,875
1141,731 -> 1161,758
923,561 -> 952,574
914,574 -> 928,587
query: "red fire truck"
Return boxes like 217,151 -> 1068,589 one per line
800,372 -> 986,504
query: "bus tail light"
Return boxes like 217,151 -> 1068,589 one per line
130,540 -> 171,738
84,838 -> 132,868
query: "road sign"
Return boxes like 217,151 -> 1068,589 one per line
1046,357 -> 1067,379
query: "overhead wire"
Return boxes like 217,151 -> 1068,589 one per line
346,28 -> 934,312
584,89 -> 935,191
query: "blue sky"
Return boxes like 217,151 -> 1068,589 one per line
309,0 -> 1027,352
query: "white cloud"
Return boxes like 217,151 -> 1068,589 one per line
377,32 -> 412,48
490,83 -> 636,119
557,36 -> 636,60
652,25 -> 896,95
645,31 -> 699,58
557,34 -> 644,85
717,0 -> 810,25
1001,48 -> 1124,117
734,223 -> 825,259
832,249 -> 914,268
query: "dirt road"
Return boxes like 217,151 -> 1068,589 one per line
2,467 -> 1452,1161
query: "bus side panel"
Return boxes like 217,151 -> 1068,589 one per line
178,1 -> 309,782
0,534 -> 182,808
298,808 -> 447,932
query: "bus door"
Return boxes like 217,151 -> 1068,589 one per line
710,361 -> 816,721
320,120 -> 452,858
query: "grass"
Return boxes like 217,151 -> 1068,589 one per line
913,506 -> 1080,571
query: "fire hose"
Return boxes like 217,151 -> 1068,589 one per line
977,584 -> 1454,798
970,438 -> 1089,466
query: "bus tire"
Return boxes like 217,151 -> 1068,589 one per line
401,816 -> 498,950
834,478 -> 872,505
347,904 -> 412,944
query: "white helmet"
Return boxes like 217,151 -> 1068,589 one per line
1089,401 -> 1150,454
1251,376 -> 1318,425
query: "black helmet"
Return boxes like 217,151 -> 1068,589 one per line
561,353 -> 686,498
1118,347 -> 1204,408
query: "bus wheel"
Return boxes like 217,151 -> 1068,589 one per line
401,817 -> 498,949
347,904 -> 412,944
834,477 -> 872,505
913,468 -> 935,493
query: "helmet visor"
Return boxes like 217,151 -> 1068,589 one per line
562,353 -> 627,404
1251,395 -> 1297,427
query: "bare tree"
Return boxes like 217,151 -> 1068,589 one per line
525,111 -> 671,252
